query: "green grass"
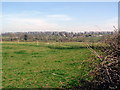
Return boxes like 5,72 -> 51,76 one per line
2,42 -> 99,88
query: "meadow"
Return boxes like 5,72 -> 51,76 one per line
2,42 -> 101,88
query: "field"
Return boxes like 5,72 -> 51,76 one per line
2,42 -> 100,88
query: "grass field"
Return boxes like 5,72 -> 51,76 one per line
2,42 -> 100,88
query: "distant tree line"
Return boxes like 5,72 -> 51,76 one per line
2,31 -> 114,42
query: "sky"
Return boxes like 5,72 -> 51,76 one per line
2,2 -> 118,32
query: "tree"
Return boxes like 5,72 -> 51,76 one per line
24,34 -> 28,41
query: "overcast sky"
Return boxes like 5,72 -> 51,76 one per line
2,2 -> 118,32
